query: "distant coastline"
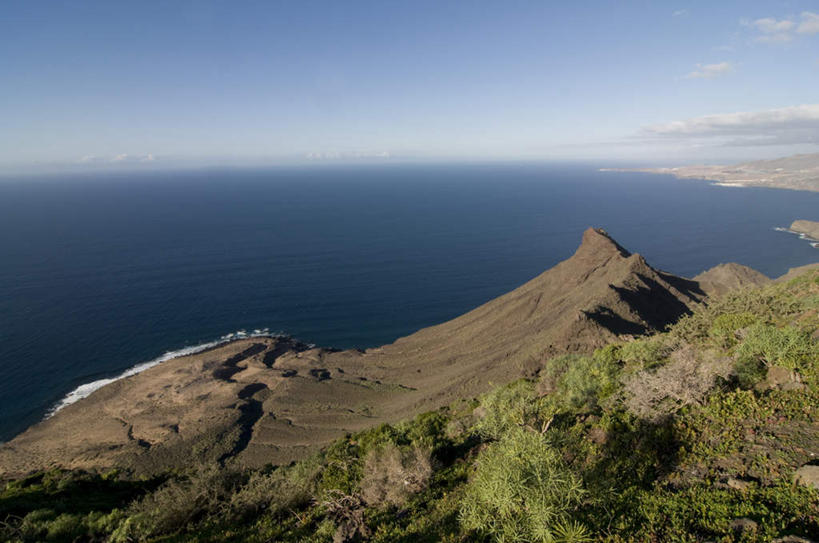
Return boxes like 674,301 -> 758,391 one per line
602,152 -> 819,193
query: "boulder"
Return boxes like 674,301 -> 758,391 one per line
794,465 -> 819,490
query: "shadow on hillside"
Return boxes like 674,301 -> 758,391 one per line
611,274 -> 695,330
585,415 -> 680,494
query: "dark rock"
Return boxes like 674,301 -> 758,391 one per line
756,366 -> 805,392
730,518 -> 758,534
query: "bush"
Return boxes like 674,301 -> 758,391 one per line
473,380 -> 549,439
733,357 -> 767,389
228,467 -> 313,521
459,429 -> 588,542
623,344 -> 732,421
708,311 -> 758,347
734,324 -> 817,373
360,443 -> 433,508
110,466 -> 241,542
401,411 -> 451,451
557,351 -> 620,413
618,336 -> 675,371
671,284 -> 802,344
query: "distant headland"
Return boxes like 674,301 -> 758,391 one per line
605,152 -> 819,193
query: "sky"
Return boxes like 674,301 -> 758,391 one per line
1,0 -> 818,173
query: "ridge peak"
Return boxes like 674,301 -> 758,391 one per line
574,227 -> 632,259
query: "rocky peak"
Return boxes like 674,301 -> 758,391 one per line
572,227 -> 632,261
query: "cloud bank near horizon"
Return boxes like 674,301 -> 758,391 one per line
643,104 -> 819,147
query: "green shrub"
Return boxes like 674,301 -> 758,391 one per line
559,350 -> 621,412
473,379 -> 548,439
618,482 -> 819,541
401,411 -> 451,451
110,466 -> 241,542
228,467 -> 313,521
672,284 -> 802,344
735,324 -> 817,373
618,336 -> 674,371
459,429 -> 587,542
315,438 -> 366,498
733,357 -> 768,389
709,311 -> 759,347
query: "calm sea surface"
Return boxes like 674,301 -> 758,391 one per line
1,163 -> 818,442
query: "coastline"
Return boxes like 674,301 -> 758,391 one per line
46,328 -> 292,418
600,154 -> 819,193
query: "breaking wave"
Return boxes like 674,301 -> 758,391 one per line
46,328 -> 283,418
774,226 -> 819,247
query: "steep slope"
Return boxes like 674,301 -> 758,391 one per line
693,262 -> 772,297
0,229 -> 707,477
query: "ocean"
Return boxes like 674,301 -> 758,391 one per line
1,163 -> 818,442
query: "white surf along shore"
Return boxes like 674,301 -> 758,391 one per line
774,227 -> 819,248
47,329 -> 288,418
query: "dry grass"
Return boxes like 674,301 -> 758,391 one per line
359,444 -> 433,508
623,344 -> 732,422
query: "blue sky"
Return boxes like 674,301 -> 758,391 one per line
1,0 -> 818,172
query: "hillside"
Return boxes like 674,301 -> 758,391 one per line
1,256 -> 818,542
693,263 -> 772,297
0,228 -> 708,477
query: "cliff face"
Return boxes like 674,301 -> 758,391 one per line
0,228 -> 718,477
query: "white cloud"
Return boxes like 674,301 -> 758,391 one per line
75,153 -> 157,165
747,16 -> 795,42
673,9 -> 688,17
684,61 -> 733,79
744,12 -> 819,42
798,11 -> 819,35
643,104 -> 819,146
305,150 -> 390,161
112,153 -> 156,163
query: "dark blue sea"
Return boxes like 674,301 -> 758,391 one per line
1,163 -> 818,442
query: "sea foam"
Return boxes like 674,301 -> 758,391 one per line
46,328 -> 281,418
774,226 -> 819,247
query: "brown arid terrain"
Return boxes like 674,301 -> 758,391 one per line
0,228 -> 799,478
693,262 -> 772,297
611,152 -> 819,192
791,219 -> 819,240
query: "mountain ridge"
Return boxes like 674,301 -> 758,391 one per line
0,228 -> 780,478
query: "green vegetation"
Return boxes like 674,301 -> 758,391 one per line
2,270 -> 819,542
